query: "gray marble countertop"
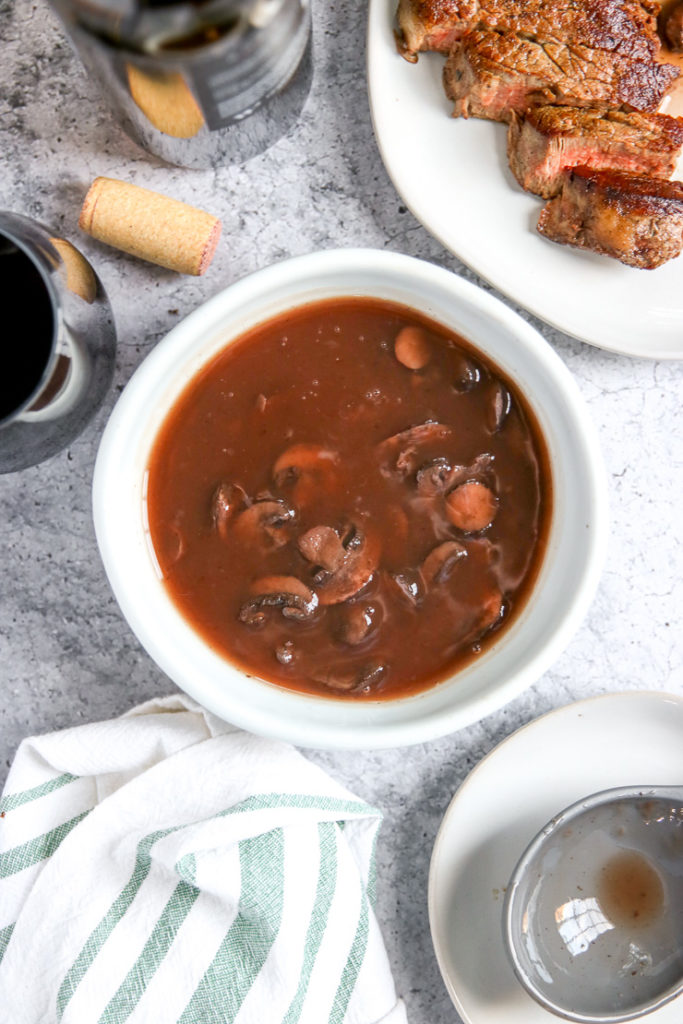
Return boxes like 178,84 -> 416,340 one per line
1,1 -> 682,1021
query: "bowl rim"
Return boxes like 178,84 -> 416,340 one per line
92,247 -> 609,749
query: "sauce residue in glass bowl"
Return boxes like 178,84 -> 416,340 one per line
146,297 -> 552,699
597,850 -> 665,929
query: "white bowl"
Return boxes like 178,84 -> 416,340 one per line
93,249 -> 608,749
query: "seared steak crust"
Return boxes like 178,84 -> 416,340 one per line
396,0 -> 683,269
396,0 -> 475,57
537,166 -> 683,268
508,106 -> 683,197
396,0 -> 661,60
444,30 -> 679,123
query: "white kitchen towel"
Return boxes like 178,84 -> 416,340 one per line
0,694 -> 407,1024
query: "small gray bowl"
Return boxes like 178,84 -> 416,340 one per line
503,786 -> 683,1023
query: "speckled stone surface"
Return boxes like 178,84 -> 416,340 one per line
1,1 -> 682,1021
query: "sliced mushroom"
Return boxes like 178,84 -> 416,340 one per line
484,379 -> 512,433
445,481 -> 498,533
387,569 -> 424,607
415,452 -> 494,497
356,661 -> 387,692
470,590 -> 506,647
311,523 -> 381,606
421,541 -> 467,585
394,325 -> 431,370
239,575 -> 318,626
377,421 -> 452,479
297,525 -> 346,572
317,660 -> 387,693
210,482 -> 247,540
467,451 -> 496,478
273,443 -> 341,507
273,443 -> 340,487
233,498 -> 295,550
451,353 -> 482,392
415,458 -> 460,497
480,590 -> 505,633
337,602 -> 380,646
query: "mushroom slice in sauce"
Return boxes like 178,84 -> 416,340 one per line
415,458 -> 460,497
273,443 -> 340,486
233,498 -> 295,549
387,569 -> 424,607
273,443 -> 341,507
313,523 -> 381,606
484,379 -> 512,433
239,575 -> 318,627
377,420 -> 452,479
210,482 -> 247,540
421,541 -> 467,585
297,525 -> 346,572
394,325 -> 431,370
337,602 -> 380,646
471,590 -> 506,644
467,451 -> 495,478
445,481 -> 498,533
317,660 -> 387,693
451,353 -> 482,392
415,452 -> 494,497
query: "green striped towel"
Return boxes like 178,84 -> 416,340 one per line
0,695 -> 407,1024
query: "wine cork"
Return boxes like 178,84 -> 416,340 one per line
126,65 -> 205,139
50,237 -> 97,303
78,177 -> 221,276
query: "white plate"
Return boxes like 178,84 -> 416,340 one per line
367,1 -> 683,360
428,691 -> 683,1024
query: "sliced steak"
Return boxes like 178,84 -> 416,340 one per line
665,1 -> 683,51
396,0 -> 661,60
444,29 -> 679,123
537,166 -> 683,269
508,106 -> 683,198
396,0 -> 474,58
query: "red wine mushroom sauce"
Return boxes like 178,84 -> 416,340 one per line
147,298 -> 552,700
